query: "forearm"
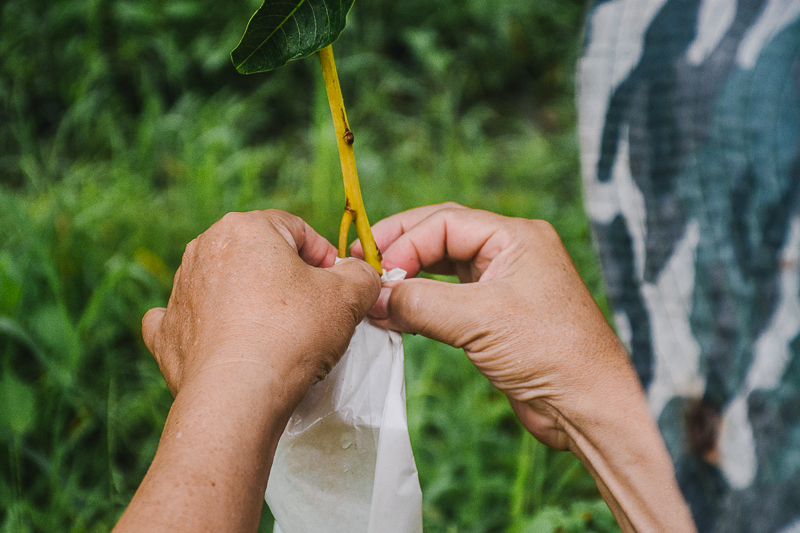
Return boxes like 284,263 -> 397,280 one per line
518,354 -> 697,533
561,387 -> 696,533
114,364 -> 295,533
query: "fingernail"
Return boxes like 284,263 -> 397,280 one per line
369,287 -> 391,319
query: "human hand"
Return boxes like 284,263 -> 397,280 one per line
354,203 -> 630,449
120,210 -> 381,533
116,210 -> 381,533
142,209 -> 381,404
353,204 -> 696,532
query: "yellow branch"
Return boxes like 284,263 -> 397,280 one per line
338,206 -> 354,258
317,45 -> 382,273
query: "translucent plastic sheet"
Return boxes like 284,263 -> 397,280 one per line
266,268 -> 422,533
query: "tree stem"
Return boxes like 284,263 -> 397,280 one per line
317,45 -> 382,273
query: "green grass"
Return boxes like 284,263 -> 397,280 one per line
0,0 -> 620,531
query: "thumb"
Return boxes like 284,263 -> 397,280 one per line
142,307 -> 182,396
371,278 -> 486,349
141,307 -> 166,358
327,258 -> 382,323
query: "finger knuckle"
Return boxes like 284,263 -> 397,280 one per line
261,209 -> 295,227
326,285 -> 364,328
527,218 -> 559,242
439,201 -> 465,210
213,212 -> 250,237
219,211 -> 246,225
183,238 -> 198,258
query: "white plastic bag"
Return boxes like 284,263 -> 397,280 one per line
265,268 -> 422,533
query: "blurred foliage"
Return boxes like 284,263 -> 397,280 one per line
0,0 -> 619,531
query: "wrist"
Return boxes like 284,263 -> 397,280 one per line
183,340 -> 319,413
512,337 -> 696,533
117,356 -> 297,533
179,358 -> 299,423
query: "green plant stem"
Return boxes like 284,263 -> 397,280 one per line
317,45 -> 382,273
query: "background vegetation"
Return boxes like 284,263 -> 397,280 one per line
0,0 -> 619,531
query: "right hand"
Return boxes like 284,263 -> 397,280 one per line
354,204 -> 697,532
354,203 -> 638,450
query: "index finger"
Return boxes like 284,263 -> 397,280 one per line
377,207 -> 514,280
261,210 -> 339,269
350,203 -> 466,260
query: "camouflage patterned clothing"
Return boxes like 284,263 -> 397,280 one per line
578,1 -> 800,531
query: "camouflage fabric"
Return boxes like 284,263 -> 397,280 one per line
578,1 -> 800,531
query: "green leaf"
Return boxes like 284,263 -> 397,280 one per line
0,372 -> 36,437
231,0 -> 355,74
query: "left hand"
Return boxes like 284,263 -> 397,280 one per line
141,209 -> 381,405
115,210 -> 381,533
